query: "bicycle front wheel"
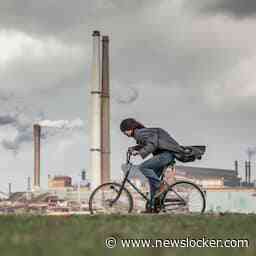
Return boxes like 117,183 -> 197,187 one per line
89,182 -> 134,214
162,181 -> 206,214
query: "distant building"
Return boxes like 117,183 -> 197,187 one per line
122,163 -> 242,189
48,176 -> 72,188
0,191 -> 9,200
169,165 -> 241,188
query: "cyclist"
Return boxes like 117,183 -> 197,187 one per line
120,118 -> 187,213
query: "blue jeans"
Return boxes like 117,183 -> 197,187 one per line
138,151 -> 174,205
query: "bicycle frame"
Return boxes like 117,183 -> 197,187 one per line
111,150 -> 175,205
110,151 -> 149,205
100,150 -> 205,213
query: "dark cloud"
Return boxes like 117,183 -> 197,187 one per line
0,0 -> 157,37
2,130 -> 32,154
246,147 -> 256,160
0,114 -> 17,125
0,94 -> 84,154
186,0 -> 256,19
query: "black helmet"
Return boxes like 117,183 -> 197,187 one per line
120,118 -> 145,132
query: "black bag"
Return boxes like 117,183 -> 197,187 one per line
174,145 -> 206,163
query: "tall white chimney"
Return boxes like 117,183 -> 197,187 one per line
33,124 -> 41,190
90,31 -> 102,189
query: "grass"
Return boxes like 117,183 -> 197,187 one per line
0,213 -> 255,256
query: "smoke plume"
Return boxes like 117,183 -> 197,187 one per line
38,118 -> 83,129
1,116 -> 84,154
112,83 -> 139,104
246,146 -> 256,160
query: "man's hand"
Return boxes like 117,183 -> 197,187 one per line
131,150 -> 139,156
128,147 -> 133,153
128,147 -> 139,156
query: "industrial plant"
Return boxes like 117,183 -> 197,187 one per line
1,31 -> 256,215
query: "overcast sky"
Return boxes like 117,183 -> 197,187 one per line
1,0 -> 256,192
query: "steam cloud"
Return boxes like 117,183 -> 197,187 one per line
112,83 -> 139,104
246,146 -> 256,160
38,118 -> 83,129
0,112 -> 34,154
1,116 -> 84,155
0,92 -> 84,154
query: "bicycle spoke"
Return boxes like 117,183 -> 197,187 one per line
162,181 -> 205,214
89,183 -> 133,214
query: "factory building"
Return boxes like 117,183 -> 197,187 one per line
169,165 -> 241,188
48,176 -> 72,189
122,162 -> 242,189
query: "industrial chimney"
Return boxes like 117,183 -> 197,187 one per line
90,31 -> 102,189
8,183 -> 12,198
248,161 -> 251,184
33,124 -> 41,189
234,160 -> 238,176
101,35 -> 111,184
245,161 -> 248,184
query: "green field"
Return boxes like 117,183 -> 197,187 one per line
0,213 -> 255,256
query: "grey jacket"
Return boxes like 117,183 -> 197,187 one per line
133,127 -> 206,162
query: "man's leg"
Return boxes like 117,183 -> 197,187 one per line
138,152 -> 174,207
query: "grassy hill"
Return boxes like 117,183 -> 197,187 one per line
0,213 -> 255,256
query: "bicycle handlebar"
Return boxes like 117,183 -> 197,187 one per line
126,150 -> 132,164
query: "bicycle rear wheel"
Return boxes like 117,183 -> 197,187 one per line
89,182 -> 134,214
162,181 -> 206,214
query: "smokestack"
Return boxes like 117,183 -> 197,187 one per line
8,183 -> 12,198
245,161 -> 249,184
33,124 -> 41,189
90,30 -> 102,189
27,176 -> 31,192
101,35 -> 111,184
234,160 -> 238,176
81,169 -> 86,181
27,176 -> 31,200
248,161 -> 251,184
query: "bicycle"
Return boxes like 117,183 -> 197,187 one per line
89,150 -> 206,214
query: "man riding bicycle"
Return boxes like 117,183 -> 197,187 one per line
120,118 -> 206,213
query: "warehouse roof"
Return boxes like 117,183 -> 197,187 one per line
175,165 -> 237,178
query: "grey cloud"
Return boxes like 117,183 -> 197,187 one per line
2,130 -> 32,154
2,0 -> 252,99
0,38 -> 88,93
0,108 -> 42,153
1,140 -> 19,154
0,93 -> 85,154
246,147 -> 256,160
186,0 -> 256,19
111,28 -> 247,100
0,114 -> 17,125
0,0 -> 157,37
1,115 -> 85,154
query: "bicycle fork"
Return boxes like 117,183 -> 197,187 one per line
109,166 -> 131,206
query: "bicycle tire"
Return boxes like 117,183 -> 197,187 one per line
89,182 -> 134,214
162,181 -> 206,214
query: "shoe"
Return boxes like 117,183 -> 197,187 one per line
141,208 -> 154,214
154,182 -> 169,198
153,197 -> 162,213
